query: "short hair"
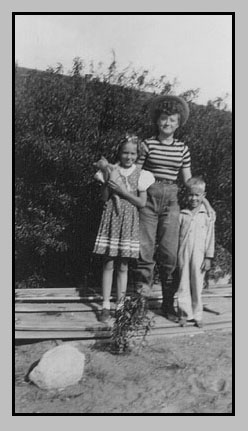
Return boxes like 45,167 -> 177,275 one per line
186,176 -> 206,191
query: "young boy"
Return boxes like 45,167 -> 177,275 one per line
177,177 -> 216,328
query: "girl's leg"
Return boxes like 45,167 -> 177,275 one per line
116,258 -> 129,303
101,258 -> 114,317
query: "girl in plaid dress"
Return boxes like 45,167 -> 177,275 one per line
93,135 -> 155,322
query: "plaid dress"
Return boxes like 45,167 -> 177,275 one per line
93,166 -> 141,259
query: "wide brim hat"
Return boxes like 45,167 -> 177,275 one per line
149,95 -> 190,126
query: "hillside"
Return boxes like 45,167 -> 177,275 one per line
15,64 -> 232,288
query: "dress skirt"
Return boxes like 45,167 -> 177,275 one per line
93,167 -> 140,259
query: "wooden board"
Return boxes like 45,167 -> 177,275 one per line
15,304 -> 232,328
15,297 -> 231,314
15,285 -> 232,340
15,320 -> 232,340
15,285 -> 232,302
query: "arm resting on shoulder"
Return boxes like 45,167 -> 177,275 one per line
181,167 -> 192,185
182,166 -> 215,220
202,197 -> 216,220
205,216 -> 215,259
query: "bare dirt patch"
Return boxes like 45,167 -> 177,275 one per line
15,330 -> 232,414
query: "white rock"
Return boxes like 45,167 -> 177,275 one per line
28,343 -> 85,390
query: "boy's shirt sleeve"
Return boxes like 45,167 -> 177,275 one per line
205,213 -> 216,258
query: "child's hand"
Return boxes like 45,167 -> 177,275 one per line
207,208 -> 216,222
94,170 -> 105,183
108,180 -> 127,197
201,258 -> 212,272
202,197 -> 216,221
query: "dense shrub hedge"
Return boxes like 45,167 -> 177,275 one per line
15,60 -> 232,288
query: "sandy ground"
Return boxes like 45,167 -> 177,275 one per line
15,330 -> 232,414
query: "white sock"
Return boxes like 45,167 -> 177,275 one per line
102,301 -> 110,310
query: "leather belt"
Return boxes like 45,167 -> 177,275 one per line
155,178 -> 176,185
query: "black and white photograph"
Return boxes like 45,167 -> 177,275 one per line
14,13 -> 233,415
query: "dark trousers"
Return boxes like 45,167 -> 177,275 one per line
135,182 -> 180,309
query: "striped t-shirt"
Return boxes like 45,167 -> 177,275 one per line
136,137 -> 191,182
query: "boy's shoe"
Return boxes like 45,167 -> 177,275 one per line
99,308 -> 111,323
178,317 -> 187,327
194,320 -> 203,328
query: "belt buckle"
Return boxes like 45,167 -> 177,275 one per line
156,178 -> 173,185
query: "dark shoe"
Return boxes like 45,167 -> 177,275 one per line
161,306 -> 178,322
99,308 -> 111,323
165,313 -> 178,323
194,320 -> 203,328
178,317 -> 187,327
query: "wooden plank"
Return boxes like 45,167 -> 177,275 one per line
15,285 -> 232,302
14,285 -> 232,341
16,318 -> 232,337
15,310 -> 232,332
19,284 -> 230,295
15,312 -> 106,328
148,320 -> 232,335
144,321 -> 232,339
15,302 -> 231,314
15,284 -> 232,296
15,302 -> 103,313
14,285 -> 160,297
15,296 -> 232,340
15,293 -> 232,313
15,319 -> 232,340
14,293 -> 232,304
15,294 -> 232,318
15,330 -> 112,340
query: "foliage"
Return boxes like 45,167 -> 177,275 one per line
111,295 -> 155,354
15,58 -> 232,288
177,102 -> 232,254
207,243 -> 232,282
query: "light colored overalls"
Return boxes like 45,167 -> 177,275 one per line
177,204 -> 215,321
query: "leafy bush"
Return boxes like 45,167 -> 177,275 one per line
177,102 -> 232,253
15,59 -> 232,288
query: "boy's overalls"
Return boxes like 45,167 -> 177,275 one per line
177,204 -> 215,321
